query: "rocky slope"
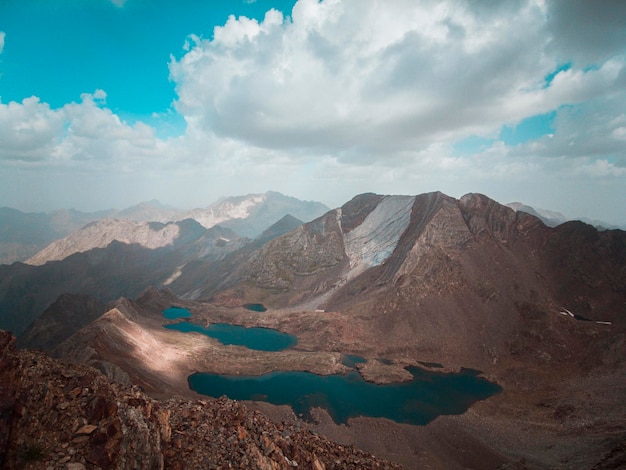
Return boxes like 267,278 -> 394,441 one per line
181,192 -> 624,321
0,330 -> 401,469
2,191 -> 625,468
2,192 -> 327,266
506,201 -> 568,227
25,219 -> 200,266
0,207 -> 113,265
181,191 -> 329,237
0,221 -> 244,336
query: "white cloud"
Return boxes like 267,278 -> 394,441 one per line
1,0 -> 625,224
169,0 -> 625,164
110,0 -> 127,8
0,31 -> 5,54
0,92 -> 167,170
0,97 -> 65,161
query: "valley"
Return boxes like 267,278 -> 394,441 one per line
1,191 -> 625,469
38,284 -> 626,469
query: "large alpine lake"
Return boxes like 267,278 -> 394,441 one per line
189,367 -> 501,425
163,307 -> 501,425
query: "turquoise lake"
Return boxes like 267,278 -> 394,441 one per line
163,320 -> 297,351
188,366 -> 501,425
243,303 -> 267,312
163,307 -> 501,425
162,306 -> 192,320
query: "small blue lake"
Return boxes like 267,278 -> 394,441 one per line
243,303 -> 267,312
163,320 -> 297,352
162,306 -> 193,320
188,366 -> 501,425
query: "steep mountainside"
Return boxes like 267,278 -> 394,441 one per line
0,330 -> 400,469
0,207 -> 113,265
2,191 -> 624,468
25,219 -> 205,266
182,191 -> 329,237
0,221 -> 244,336
17,293 -> 106,351
193,192 -> 624,330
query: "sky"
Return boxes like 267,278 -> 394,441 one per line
0,0 -> 625,225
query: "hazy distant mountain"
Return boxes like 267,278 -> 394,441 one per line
180,191 -> 329,237
578,216 -> 626,231
507,201 -> 625,230
3,191 -> 625,468
26,219 -> 199,266
115,199 -> 182,222
15,192 -> 328,267
0,207 -> 113,264
0,219 -> 244,335
506,202 -> 568,227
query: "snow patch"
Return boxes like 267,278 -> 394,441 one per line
344,195 -> 415,277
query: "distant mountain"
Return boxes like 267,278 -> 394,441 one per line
180,191 -> 329,237
115,199 -> 182,222
0,220 -> 245,336
578,216 -> 626,231
17,192 -> 328,266
255,214 -> 304,246
25,218 -> 202,266
507,201 -> 625,230
506,202 -> 568,227
178,192 -> 625,336
0,207 -> 113,264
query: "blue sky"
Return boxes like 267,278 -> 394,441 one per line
0,0 -> 296,127
1,0 -> 625,225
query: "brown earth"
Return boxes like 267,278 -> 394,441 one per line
12,192 -> 626,469
48,286 -> 626,469
0,329 -> 403,470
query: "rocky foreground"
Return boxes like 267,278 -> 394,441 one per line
0,330 -> 401,470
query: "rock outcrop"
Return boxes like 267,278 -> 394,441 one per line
17,293 -> 106,351
0,330 -> 401,469
25,219 -> 205,266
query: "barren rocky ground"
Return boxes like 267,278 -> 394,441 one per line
44,287 -> 626,469
6,192 -> 625,469
0,330 -> 402,469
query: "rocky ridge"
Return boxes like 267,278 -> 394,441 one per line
25,219 -> 203,266
186,191 -> 329,237
3,191 -> 625,468
0,330 -> 401,469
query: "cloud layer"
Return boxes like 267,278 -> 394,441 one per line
1,0 -> 625,223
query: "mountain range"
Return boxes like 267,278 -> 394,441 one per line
0,191 -> 329,265
1,190 -> 624,469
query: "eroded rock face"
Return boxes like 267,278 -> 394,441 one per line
17,293 -> 106,351
235,210 -> 347,291
0,330 -> 401,469
25,219 -> 185,266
